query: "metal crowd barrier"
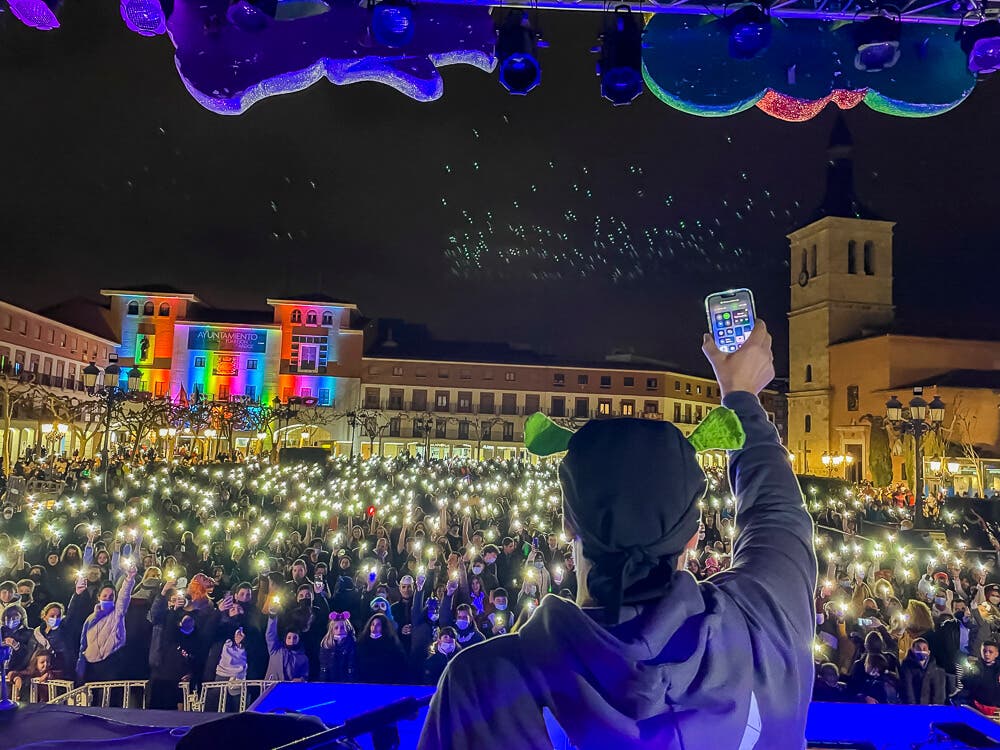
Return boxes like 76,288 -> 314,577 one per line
180,679 -> 280,713
44,680 -> 148,708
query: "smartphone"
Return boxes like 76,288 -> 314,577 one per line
705,289 -> 756,353
857,617 -> 873,627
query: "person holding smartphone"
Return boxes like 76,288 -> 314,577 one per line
419,320 -> 818,749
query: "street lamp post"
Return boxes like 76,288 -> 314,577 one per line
83,358 -> 123,493
885,387 -> 946,528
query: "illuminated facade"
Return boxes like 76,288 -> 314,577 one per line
0,286 -> 782,461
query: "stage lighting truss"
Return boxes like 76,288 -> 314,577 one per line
595,4 -> 645,104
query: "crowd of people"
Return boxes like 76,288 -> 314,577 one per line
1,449 -> 999,713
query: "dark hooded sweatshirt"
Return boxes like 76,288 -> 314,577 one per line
418,391 -> 817,750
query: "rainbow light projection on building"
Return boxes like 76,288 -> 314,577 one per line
174,324 -> 280,405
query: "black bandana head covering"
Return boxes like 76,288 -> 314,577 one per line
559,417 -> 707,622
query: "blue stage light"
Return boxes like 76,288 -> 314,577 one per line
369,0 -> 415,48
596,5 -> 644,105
497,10 -> 543,94
226,0 -> 276,31
853,13 -> 902,71
959,18 -> 1000,74
723,3 -> 772,59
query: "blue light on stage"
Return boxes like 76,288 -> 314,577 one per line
370,0 -> 416,48
723,3 -> 773,59
960,18 -> 1000,74
597,5 -> 644,105
226,0 -> 277,31
853,13 -> 902,71
497,10 -> 543,94
120,0 -> 168,35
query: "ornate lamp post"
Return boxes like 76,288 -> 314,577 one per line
82,358 -> 126,493
885,387 -> 946,527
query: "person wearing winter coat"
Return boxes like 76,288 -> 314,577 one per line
318,612 -> 356,682
265,611 -> 309,682
148,594 -> 198,710
215,627 -> 248,681
2,603 -> 35,673
408,574 -> 439,678
423,627 -> 459,686
74,567 -> 137,683
899,638 -> 947,705
356,613 -> 407,685
445,603 -> 486,649
31,602 -> 80,676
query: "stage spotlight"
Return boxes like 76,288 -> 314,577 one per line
722,2 -> 772,59
852,13 -> 902,71
226,0 -> 277,31
6,0 -> 61,30
959,18 -> 1000,74
497,10 -> 544,95
368,0 -> 416,48
596,5 -> 644,105
120,0 -> 170,36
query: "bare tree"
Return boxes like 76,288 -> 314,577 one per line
354,409 -> 391,456
0,371 -> 44,473
116,397 -> 173,458
945,396 -> 989,494
41,392 -> 109,460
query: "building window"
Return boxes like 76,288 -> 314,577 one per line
35,325 -> 41,340
685,383 -> 691,395
246,359 -> 257,370
574,398 -> 589,418
415,367 -> 427,378
217,384 -> 230,401
598,399 -> 612,416
392,366 -> 403,376
483,370 -> 494,381
805,414 -> 812,433
646,378 -> 658,390
18,319 -> 27,335
388,390 -> 404,410
706,386 -> 713,397
458,392 -> 472,412
674,403 -> 682,422
800,248 -> 808,279
644,401 -> 659,415
847,240 -> 857,274
810,244 -> 817,278
864,241 -> 875,275
194,356 -> 206,367
481,423 -> 493,441
624,377 -> 634,387
435,392 -> 449,410
2,315 -> 10,331
805,364 -> 813,383
158,303 -> 170,316
696,385 -> 702,395
364,388 -> 381,409
621,400 -> 635,417
479,393 -> 495,413
389,417 -> 401,437
322,311 -> 334,326
299,344 -> 319,373
553,373 -> 565,387
505,371 -> 516,382
458,421 -> 470,440
412,390 -> 427,411
525,394 -> 540,413
319,388 -> 331,406
695,405 -> 703,422
436,419 -> 448,439
245,385 -> 256,401
550,397 -> 565,417
600,375 -> 611,389
127,301 -> 139,316
501,393 -> 517,415
306,311 -> 318,325
438,368 -> 449,379
847,385 -> 859,412
578,374 -> 589,386
502,422 -> 515,441
684,404 -> 692,423
143,301 -> 154,316
60,333 -> 66,348
460,369 -> 472,380
674,381 -> 680,391
290,309 -> 302,323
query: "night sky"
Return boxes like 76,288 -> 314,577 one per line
2,3 -> 1000,375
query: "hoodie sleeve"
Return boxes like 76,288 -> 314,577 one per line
715,391 -> 818,641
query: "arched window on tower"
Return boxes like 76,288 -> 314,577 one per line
847,240 -> 857,274
143,301 -> 154,316
800,248 -> 808,277
864,241 -> 875,275
158,303 -> 170,317
810,245 -> 818,278
291,309 -> 302,324
127,300 -> 139,316
306,311 -> 318,325
805,364 -> 813,383
321,312 -> 334,326
805,414 -> 812,433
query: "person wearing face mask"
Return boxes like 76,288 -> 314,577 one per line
356,613 -> 407,684
900,638 -> 946,705
478,588 -> 510,637
469,558 -> 499,593
932,597 -> 978,697
2,603 -> 35,674
973,584 -> 1000,658
148,593 -> 199,710
264,602 -> 310,682
15,579 -> 42,629
32,602 -> 78,676
406,572 -> 438,676
214,626 -> 248,683
74,565 -> 137,684
318,613 -> 357,682
443,603 -> 485,648
423,627 -> 459,686
929,586 -> 953,627
391,575 -> 416,653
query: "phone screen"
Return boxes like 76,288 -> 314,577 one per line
706,289 -> 755,353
